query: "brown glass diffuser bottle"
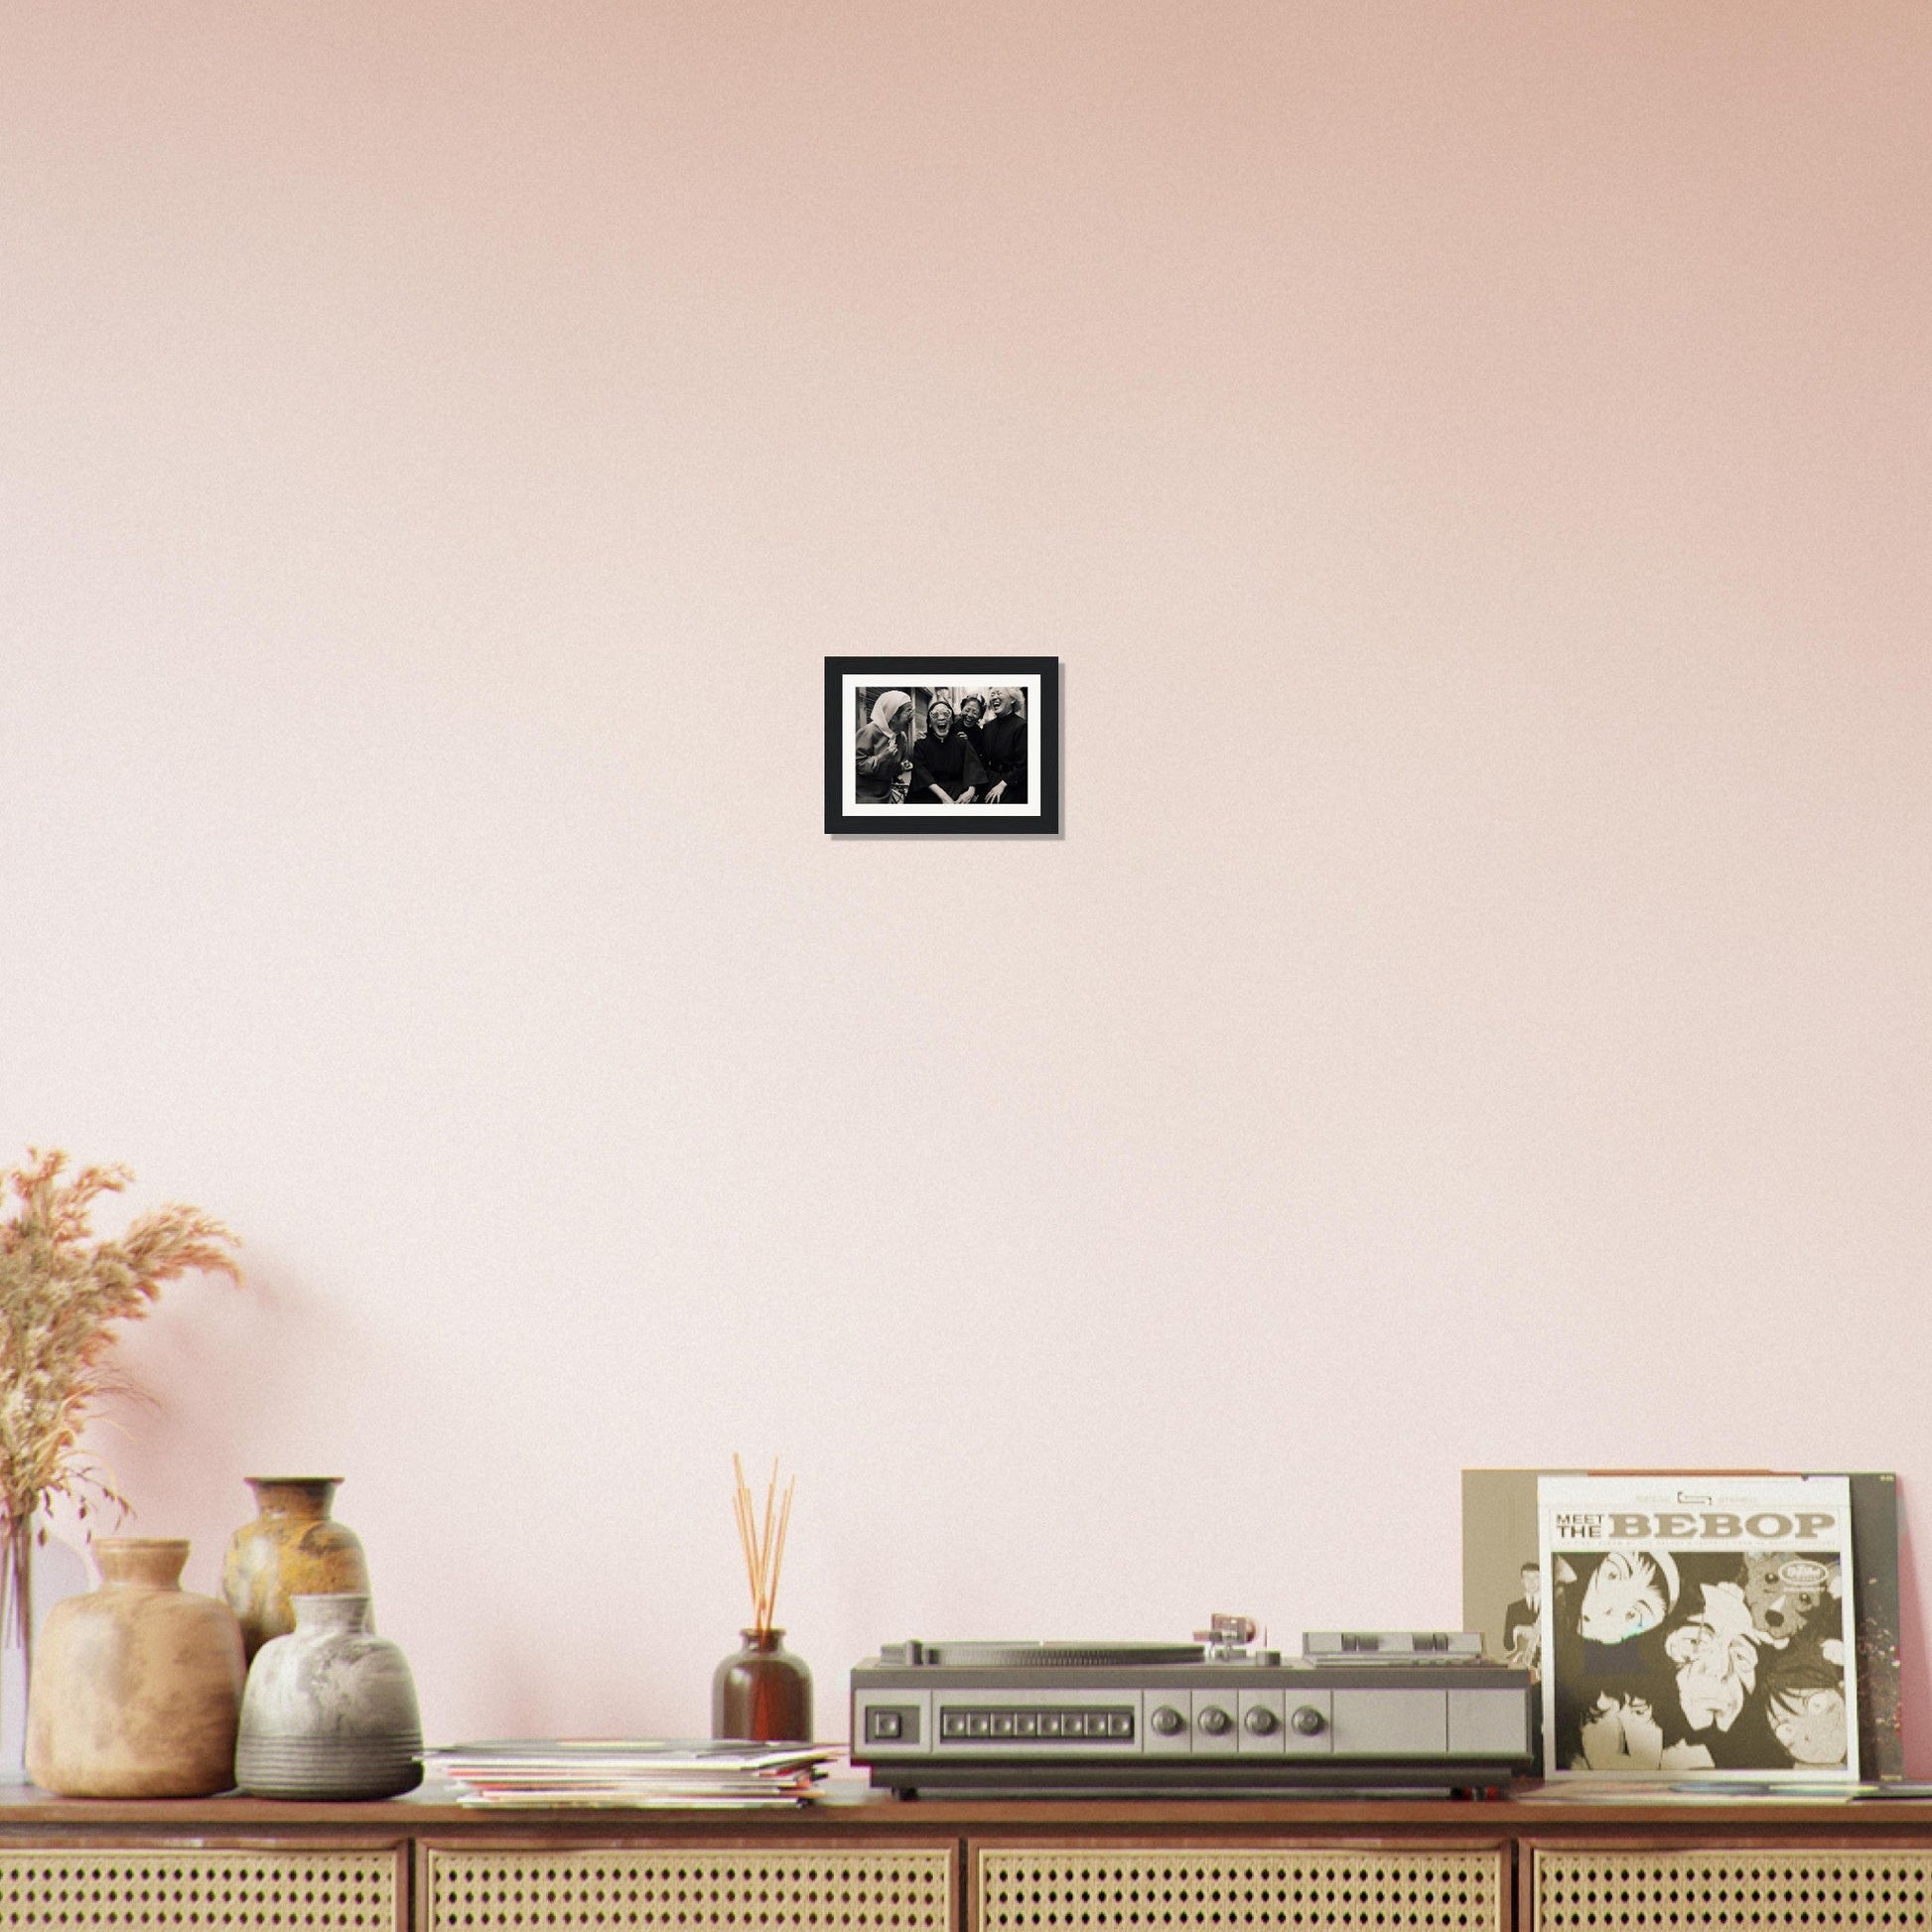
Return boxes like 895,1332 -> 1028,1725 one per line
713,1628 -> 813,1743
715,1455 -> 812,1742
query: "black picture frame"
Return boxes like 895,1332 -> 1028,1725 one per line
824,656 -> 1061,835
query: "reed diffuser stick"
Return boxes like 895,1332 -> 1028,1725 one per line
759,1458 -> 776,1624
769,1479 -> 794,1629
732,1453 -> 796,1636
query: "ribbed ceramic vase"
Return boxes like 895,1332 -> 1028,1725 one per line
712,1628 -> 813,1742
222,1477 -> 371,1660
235,1593 -> 422,1799
25,1538 -> 244,1798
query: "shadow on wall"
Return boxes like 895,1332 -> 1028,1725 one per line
81,1249 -> 377,1574
474,1635 -> 556,1739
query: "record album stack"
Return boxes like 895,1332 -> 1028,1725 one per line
424,1739 -> 840,1807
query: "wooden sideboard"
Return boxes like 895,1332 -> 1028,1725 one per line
2,1785 -> 1932,1930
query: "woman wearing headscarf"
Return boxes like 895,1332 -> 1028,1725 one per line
854,690 -> 914,804
975,687 -> 1028,804
909,696 -> 987,805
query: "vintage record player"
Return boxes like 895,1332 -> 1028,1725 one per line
849,1617 -> 1533,1795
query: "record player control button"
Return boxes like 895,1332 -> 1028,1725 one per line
1108,1713 -> 1133,1738
1291,1705 -> 1326,1736
1197,1706 -> 1233,1735
967,1713 -> 992,1736
1016,1714 -> 1037,1736
1151,1705 -> 1185,1736
1040,1714 -> 1062,1736
992,1713 -> 1016,1736
1243,1706 -> 1279,1736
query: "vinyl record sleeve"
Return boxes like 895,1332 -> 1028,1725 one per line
1537,1473 -> 1858,1783
1461,1468 -> 1900,1781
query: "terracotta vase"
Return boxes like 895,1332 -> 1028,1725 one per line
221,1477 -> 371,1660
236,1593 -> 422,1799
25,1538 -> 244,1798
712,1628 -> 813,1742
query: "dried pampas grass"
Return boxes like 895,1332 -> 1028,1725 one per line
0,1148 -> 240,1648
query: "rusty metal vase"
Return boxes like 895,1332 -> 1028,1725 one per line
221,1477 -> 371,1661
712,1628 -> 813,1742
25,1538 -> 245,1798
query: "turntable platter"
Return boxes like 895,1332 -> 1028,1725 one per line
912,1641 -> 1206,1668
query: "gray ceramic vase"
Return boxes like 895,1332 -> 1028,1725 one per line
235,1592 -> 422,1799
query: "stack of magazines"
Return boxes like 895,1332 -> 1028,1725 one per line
425,1740 -> 841,1807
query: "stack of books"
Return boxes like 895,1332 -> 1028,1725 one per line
423,1739 -> 840,1807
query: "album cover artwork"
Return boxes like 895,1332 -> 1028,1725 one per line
1462,1468 -> 1900,1782
1537,1473 -> 1858,1782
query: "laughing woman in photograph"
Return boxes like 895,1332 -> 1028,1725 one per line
976,688 -> 1027,804
854,690 -> 914,804
910,697 -> 987,804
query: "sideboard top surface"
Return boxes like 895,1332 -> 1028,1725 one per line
0,1782 -> 1929,1836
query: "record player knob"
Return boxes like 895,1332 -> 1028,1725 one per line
1291,1704 -> 1326,1736
1197,1705 -> 1233,1736
1150,1706 -> 1185,1736
1243,1706 -> 1279,1736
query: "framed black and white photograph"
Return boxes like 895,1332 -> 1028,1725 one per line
824,656 -> 1060,835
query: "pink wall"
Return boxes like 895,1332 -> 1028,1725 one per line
4,2 -> 1929,1757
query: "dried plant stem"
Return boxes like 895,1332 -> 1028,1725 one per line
5,1531 -> 27,1681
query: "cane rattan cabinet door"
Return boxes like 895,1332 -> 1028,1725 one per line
975,1847 -> 1503,1932
0,1846 -> 402,1931
1532,1846 -> 1932,1929
425,1842 -> 956,1932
